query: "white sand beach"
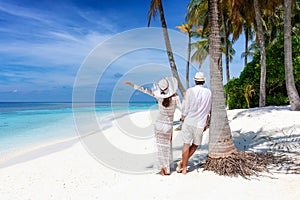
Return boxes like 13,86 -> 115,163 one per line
0,106 -> 299,200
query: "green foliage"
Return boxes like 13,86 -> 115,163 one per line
225,35 -> 300,109
244,84 -> 256,108
224,78 -> 245,109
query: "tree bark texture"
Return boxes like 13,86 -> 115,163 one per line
253,0 -> 266,107
157,0 -> 186,95
284,0 -> 300,111
208,0 -> 237,158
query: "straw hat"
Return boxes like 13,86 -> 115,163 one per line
152,77 -> 178,98
193,72 -> 206,81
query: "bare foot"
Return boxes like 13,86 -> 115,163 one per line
182,167 -> 187,175
176,161 -> 182,173
160,168 -> 170,176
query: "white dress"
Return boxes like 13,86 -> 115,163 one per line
154,96 -> 181,173
133,84 -> 181,173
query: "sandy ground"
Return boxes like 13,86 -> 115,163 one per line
0,106 -> 299,200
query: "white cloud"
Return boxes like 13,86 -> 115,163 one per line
0,1 -> 117,68
76,10 -> 119,33
0,1 -> 52,24
0,31 -> 112,67
49,31 -> 82,43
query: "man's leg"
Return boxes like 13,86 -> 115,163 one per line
188,143 -> 198,157
177,143 -> 198,173
181,143 -> 190,174
185,127 -> 203,162
178,123 -> 198,174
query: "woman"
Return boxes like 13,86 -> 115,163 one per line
123,77 -> 181,175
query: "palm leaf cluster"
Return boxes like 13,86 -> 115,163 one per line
185,0 -> 300,104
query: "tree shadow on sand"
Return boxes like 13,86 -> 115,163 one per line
172,123 -> 300,177
230,106 -> 292,121
231,125 -> 300,175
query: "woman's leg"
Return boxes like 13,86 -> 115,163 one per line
155,131 -> 172,175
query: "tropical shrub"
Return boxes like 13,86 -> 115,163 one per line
225,35 -> 300,109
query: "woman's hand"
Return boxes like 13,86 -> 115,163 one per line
123,82 -> 134,87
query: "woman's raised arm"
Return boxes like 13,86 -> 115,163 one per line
123,82 -> 155,97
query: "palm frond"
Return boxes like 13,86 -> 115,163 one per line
147,0 -> 159,27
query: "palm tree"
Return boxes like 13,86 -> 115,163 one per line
176,23 -> 194,89
241,42 -> 258,62
206,0 -> 237,159
241,25 -> 255,67
253,1 -> 282,102
187,0 -> 210,69
221,10 -> 231,83
220,0 -> 238,83
253,0 -> 267,107
189,28 -> 235,71
187,0 -> 235,83
187,0 -> 209,31
263,4 -> 284,48
231,0 -> 255,68
190,28 -> 209,67
284,0 -> 300,110
229,0 -> 282,107
147,0 -> 185,96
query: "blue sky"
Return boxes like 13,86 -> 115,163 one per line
0,0 -> 246,102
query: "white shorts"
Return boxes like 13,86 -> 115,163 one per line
180,123 -> 203,146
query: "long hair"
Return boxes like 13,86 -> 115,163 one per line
162,96 -> 171,107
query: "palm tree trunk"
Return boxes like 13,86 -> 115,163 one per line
157,0 -> 186,96
284,0 -> 300,111
220,9 -> 230,83
207,0 -> 236,158
225,28 -> 230,83
222,11 -> 230,83
253,0 -> 266,107
185,34 -> 191,89
244,26 -> 249,68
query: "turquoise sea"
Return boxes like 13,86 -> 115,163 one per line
0,102 -> 156,158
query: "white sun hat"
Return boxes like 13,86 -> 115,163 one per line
193,72 -> 206,81
152,76 -> 178,98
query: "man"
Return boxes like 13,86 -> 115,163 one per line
176,72 -> 212,174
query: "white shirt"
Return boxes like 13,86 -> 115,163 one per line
182,85 -> 212,128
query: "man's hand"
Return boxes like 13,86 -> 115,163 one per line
180,115 -> 185,122
204,114 -> 210,132
203,124 -> 209,132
